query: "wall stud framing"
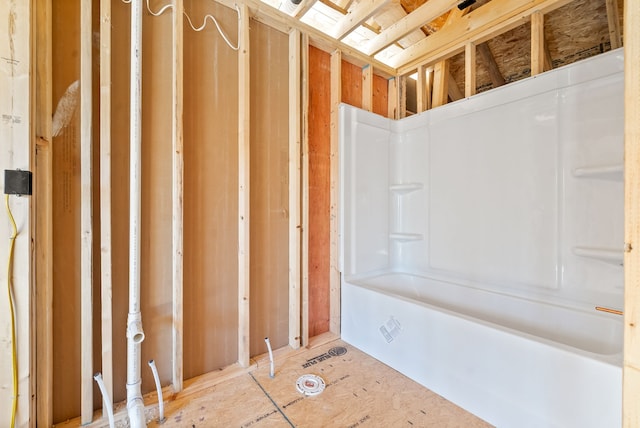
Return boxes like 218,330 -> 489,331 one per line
605,0 -> 622,50
35,0 -> 53,424
624,0 -> 640,426
330,49 -> 342,336
301,33 -> 310,347
362,64 -> 373,112
388,77 -> 398,119
416,65 -> 428,112
531,11 -> 545,76
238,3 -> 251,367
99,0 -> 114,414
172,0 -> 185,392
80,0 -> 94,422
289,29 -> 302,349
465,41 -> 476,98
432,60 -> 448,108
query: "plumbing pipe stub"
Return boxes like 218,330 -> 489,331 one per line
296,374 -> 325,396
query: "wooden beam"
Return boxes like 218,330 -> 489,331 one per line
447,72 -> 463,101
238,3 -> 251,368
432,60 -> 448,107
329,50 -> 341,336
477,42 -> 505,87
363,0 -> 458,56
394,0 -> 574,73
606,0 -> 622,50
35,0 -> 53,424
300,33 -> 310,347
332,0 -> 391,40
99,0 -> 113,415
293,0 -> 318,18
624,1 -> 640,427
416,65 -> 428,112
398,75 -> 407,118
214,0 -> 395,77
531,11 -> 545,76
465,41 -> 476,97
80,0 -> 93,423
172,0 -> 184,392
362,65 -> 373,112
388,77 -> 398,119
289,29 -> 302,349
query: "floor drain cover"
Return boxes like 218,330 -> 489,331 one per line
296,374 -> 326,396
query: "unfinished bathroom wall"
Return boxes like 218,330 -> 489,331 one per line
308,46 -> 331,337
249,20 -> 290,355
307,47 -> 390,338
182,0 -> 240,380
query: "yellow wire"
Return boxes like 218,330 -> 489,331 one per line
5,194 -> 18,428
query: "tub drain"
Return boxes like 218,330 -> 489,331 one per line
296,374 -> 325,396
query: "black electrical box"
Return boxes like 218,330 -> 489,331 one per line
4,169 -> 32,196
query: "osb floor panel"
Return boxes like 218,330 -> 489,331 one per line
59,340 -> 492,427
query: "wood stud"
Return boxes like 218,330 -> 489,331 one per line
465,41 -> 476,98
35,0 -> 54,424
625,1 -> 640,426
301,33 -> 310,347
172,0 -> 185,392
80,0 -> 93,422
289,29 -> 302,349
362,65 -> 374,112
99,0 -> 114,415
330,50 -> 342,336
531,11 -> 545,76
238,2 -> 251,368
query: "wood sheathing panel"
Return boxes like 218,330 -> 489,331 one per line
183,0 -> 240,379
139,2 -> 174,399
51,1 -> 84,422
249,20 -> 290,355
448,0 -> 622,94
372,74 -> 389,117
308,46 -> 331,337
341,60 -> 363,109
109,0 -> 132,409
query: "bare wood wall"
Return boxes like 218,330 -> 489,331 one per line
307,46 -> 332,337
182,0 -> 241,381
249,20 -> 290,355
45,1 -> 389,421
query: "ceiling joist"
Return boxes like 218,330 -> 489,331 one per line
363,0 -> 459,56
332,0 -> 392,40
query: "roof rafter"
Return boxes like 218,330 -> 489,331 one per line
393,0 -> 574,73
363,0 -> 459,56
332,0 -> 392,40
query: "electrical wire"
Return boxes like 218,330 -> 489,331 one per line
144,0 -> 240,50
5,194 -> 18,428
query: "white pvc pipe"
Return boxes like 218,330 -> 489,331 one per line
127,0 -> 146,427
264,337 -> 275,378
93,373 -> 115,428
148,360 -> 166,423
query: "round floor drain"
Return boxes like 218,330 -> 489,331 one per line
296,374 -> 325,396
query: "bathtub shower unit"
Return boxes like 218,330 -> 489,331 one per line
339,49 -> 624,428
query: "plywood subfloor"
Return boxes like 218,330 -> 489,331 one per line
59,339 -> 491,427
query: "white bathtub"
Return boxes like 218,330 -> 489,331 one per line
341,273 -> 623,428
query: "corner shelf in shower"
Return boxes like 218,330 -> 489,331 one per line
572,164 -> 623,181
389,183 -> 424,194
389,233 -> 424,242
573,246 -> 623,265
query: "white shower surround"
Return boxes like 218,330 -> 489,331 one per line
339,49 -> 624,427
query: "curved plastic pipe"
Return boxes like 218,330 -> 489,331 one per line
264,337 -> 275,378
93,373 -> 115,428
148,360 -> 166,423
